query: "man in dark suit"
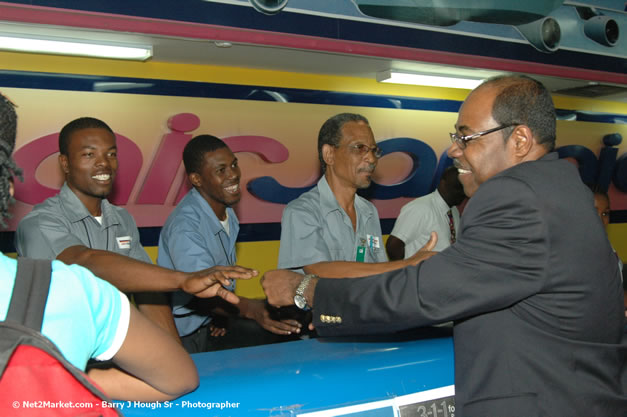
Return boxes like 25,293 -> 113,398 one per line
262,75 -> 626,416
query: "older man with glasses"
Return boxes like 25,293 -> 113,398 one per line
264,77 -> 625,416
277,113 -> 432,304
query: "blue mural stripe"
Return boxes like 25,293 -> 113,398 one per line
380,218 -> 395,236
611,210 -> 627,223
138,223 -> 286,248
138,219 -> 396,248
0,70 -> 461,112
238,222 -> 283,243
0,211 -> 624,253
0,70 -> 625,123
3,1 -> 625,75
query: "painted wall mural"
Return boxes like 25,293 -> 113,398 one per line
3,75 -> 626,237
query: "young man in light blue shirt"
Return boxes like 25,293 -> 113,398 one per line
158,135 -> 301,352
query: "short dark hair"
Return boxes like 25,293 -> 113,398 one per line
440,165 -> 460,184
59,117 -> 114,155
586,182 -> 609,198
0,93 -> 23,227
183,134 -> 228,174
318,113 -> 369,172
438,165 -> 465,206
480,75 -> 556,151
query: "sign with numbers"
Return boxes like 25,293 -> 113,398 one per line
298,386 -> 455,417
399,395 -> 455,417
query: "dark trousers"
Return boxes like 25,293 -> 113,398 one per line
181,317 -> 301,354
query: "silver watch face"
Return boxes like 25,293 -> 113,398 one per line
294,294 -> 307,309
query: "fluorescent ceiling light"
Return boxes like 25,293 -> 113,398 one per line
0,35 -> 152,61
377,70 -> 484,89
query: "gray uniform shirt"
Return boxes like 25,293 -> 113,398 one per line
15,183 -> 151,264
278,176 -> 387,270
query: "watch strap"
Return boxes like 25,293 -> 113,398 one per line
295,274 -> 315,310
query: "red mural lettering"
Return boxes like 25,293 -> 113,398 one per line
136,113 -> 200,205
13,133 -> 59,205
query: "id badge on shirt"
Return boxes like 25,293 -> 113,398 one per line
116,236 -> 131,249
356,246 -> 366,262
367,234 -> 380,250
356,235 -> 381,262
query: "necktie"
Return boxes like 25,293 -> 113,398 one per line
447,209 -> 456,244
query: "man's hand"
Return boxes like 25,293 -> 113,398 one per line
406,231 -> 438,266
240,298 -> 302,335
181,265 -> 258,303
261,269 -> 307,308
209,323 -> 227,337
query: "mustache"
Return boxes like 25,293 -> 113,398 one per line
358,164 -> 376,173
452,160 -> 468,171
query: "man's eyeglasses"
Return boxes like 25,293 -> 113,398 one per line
339,143 -> 383,158
449,124 -> 515,149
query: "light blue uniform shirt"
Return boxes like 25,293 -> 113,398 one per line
278,176 -> 387,271
0,254 -> 129,370
15,183 -> 151,264
157,188 -> 239,337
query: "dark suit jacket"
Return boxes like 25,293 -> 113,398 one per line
314,153 -> 626,416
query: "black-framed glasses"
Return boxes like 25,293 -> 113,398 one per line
338,143 -> 383,158
449,124 -> 515,149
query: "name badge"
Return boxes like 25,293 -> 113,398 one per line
116,236 -> 131,249
366,234 -> 380,249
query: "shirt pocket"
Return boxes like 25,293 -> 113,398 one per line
367,242 -> 384,261
328,248 -> 350,262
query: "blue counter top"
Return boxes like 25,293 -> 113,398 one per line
121,329 -> 455,417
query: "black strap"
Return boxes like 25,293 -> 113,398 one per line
6,258 -> 52,331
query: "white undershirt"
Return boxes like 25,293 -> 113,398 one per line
220,213 -> 229,236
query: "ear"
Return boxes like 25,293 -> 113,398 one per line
58,154 -> 70,175
188,172 -> 202,188
510,125 -> 534,158
322,144 -> 336,168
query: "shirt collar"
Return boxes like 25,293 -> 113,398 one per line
59,182 -> 117,225
317,175 -> 373,221
189,188 -> 234,235
317,176 -> 340,215
433,189 -> 450,212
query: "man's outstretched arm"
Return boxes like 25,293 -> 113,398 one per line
58,245 -> 257,295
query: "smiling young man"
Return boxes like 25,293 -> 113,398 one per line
158,135 -> 301,352
278,113 -> 431,279
16,118 -> 256,340
264,77 -> 625,416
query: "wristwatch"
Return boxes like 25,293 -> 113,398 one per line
294,274 -> 315,310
